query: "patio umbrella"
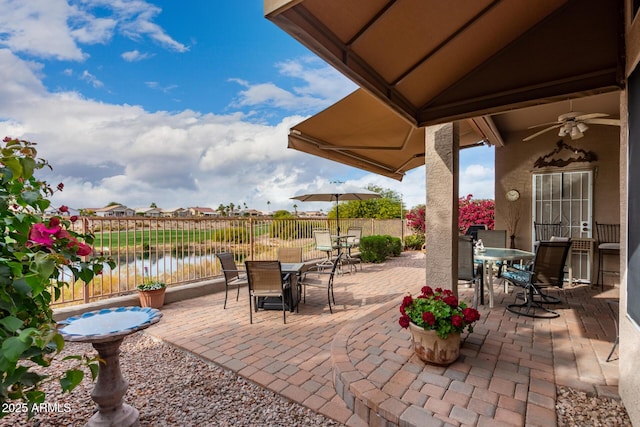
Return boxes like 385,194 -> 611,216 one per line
291,183 -> 380,235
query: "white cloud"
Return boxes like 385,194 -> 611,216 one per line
0,0 -> 186,61
459,162 -> 495,200
80,70 -> 104,88
122,49 -> 152,62
0,50 -> 360,212
230,58 -> 357,114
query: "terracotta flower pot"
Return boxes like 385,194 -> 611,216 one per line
138,287 -> 166,309
408,322 -> 460,365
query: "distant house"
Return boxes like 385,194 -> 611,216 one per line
162,208 -> 189,218
188,206 -> 217,217
239,209 -> 263,217
298,211 -> 326,217
94,205 -> 135,217
134,207 -> 163,218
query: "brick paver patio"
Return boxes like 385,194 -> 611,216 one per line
145,251 -> 619,426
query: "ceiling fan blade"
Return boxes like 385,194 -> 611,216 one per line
584,118 -> 621,126
527,121 -> 561,130
575,112 -> 608,121
522,124 -> 562,141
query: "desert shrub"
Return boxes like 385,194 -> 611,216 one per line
211,227 -> 250,243
404,234 -> 425,250
360,235 -> 401,262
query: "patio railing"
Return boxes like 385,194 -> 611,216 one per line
54,216 -> 408,307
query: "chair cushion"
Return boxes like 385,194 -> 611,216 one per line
599,243 -> 620,250
502,269 -> 530,285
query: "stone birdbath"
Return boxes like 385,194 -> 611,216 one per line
58,306 -> 163,426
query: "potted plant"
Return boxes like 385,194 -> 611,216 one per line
137,280 -> 167,309
398,286 -> 480,365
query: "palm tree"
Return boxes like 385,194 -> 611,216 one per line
267,201 -> 271,214
293,204 -> 298,215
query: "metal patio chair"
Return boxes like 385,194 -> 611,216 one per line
300,253 -> 342,313
458,236 -> 483,308
503,240 -> 572,319
596,222 -> 620,290
215,252 -> 248,309
245,260 -> 291,324
313,229 -> 340,267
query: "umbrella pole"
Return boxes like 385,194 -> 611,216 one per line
335,195 -> 340,236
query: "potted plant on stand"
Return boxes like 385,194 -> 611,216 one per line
137,280 -> 167,309
398,286 -> 480,365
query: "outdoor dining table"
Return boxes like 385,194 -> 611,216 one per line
331,234 -> 355,255
258,262 -> 304,312
474,247 -> 535,308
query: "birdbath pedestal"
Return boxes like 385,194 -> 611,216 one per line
58,307 -> 163,427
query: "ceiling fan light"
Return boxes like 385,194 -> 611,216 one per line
570,125 -> 584,139
577,122 -> 589,133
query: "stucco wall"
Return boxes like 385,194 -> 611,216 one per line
494,125 -> 620,250
619,3 -> 640,426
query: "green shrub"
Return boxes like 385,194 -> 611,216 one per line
212,227 -> 250,243
404,234 -> 425,250
388,236 -> 402,256
360,235 -> 401,262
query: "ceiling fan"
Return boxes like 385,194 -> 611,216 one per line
522,111 -> 621,142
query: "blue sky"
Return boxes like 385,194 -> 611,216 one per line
0,0 -> 494,212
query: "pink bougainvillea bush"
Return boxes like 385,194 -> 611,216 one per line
1,137 -> 114,418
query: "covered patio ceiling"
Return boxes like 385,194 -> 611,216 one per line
265,0 -> 624,127
266,0 -> 624,179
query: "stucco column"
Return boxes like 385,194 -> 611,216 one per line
425,123 -> 459,294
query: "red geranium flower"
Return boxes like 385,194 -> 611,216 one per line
398,315 -> 410,329
451,314 -> 464,328
422,311 -> 436,325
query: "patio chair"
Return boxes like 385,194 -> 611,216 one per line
534,221 -> 562,242
341,226 -> 362,272
300,253 -> 342,313
278,246 -> 307,282
215,252 -> 248,309
313,229 -> 340,267
476,229 -> 508,287
458,236 -> 483,308
465,224 -> 487,241
503,240 -> 572,318
245,260 -> 291,324
477,229 -> 507,248
277,247 -> 303,263
596,222 -> 620,290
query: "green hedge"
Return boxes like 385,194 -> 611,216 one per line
360,235 -> 402,263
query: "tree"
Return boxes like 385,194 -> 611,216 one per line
273,210 -> 293,219
403,195 -> 495,234
216,204 -> 226,216
327,185 -> 404,219
150,202 -> 157,208
406,205 -> 426,234
293,204 -> 298,215
458,194 -> 495,233
106,201 -> 121,207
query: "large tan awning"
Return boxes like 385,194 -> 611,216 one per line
266,0 -> 623,127
288,89 -> 502,180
